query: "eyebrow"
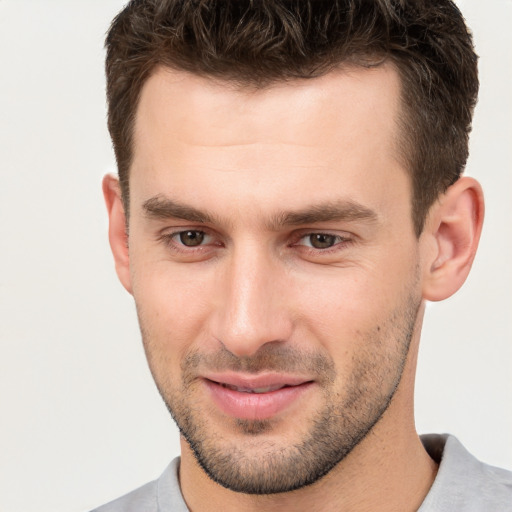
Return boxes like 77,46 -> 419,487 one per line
267,201 -> 379,229
142,195 -> 379,228
143,196 -> 216,224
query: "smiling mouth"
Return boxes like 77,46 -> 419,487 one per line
203,376 -> 314,420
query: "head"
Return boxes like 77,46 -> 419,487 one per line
103,0 -> 483,496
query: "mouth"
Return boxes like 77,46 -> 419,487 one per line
202,373 -> 314,421
216,382 -> 293,394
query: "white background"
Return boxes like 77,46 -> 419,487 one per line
0,1 -> 510,511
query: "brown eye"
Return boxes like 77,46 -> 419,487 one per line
178,230 -> 205,247
308,233 -> 337,249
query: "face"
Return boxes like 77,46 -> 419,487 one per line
125,64 -> 424,494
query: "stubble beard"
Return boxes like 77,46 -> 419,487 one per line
140,294 -> 421,495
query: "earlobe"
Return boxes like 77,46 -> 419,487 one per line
422,177 -> 484,302
102,174 -> 133,294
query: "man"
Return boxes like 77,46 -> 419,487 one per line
94,0 -> 512,510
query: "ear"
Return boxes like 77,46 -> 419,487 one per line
422,176 -> 484,302
102,174 -> 133,294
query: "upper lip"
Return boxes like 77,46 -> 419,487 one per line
202,372 -> 313,391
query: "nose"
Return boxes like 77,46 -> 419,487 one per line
211,242 -> 294,357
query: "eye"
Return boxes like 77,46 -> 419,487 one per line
158,228 -> 220,260
300,233 -> 342,249
175,230 -> 208,247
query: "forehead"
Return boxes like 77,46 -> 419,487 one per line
130,64 -> 408,222
134,63 -> 402,151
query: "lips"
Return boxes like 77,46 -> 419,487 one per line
202,373 -> 314,421
219,382 -> 289,394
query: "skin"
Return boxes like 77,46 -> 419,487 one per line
104,63 -> 484,511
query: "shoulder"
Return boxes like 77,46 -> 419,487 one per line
420,434 -> 512,511
90,457 -> 188,512
90,480 -> 158,512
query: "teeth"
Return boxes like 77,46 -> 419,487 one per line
221,383 -> 287,393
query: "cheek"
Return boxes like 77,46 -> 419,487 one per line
130,257 -> 216,370
294,260 -> 419,354
295,269 -> 385,323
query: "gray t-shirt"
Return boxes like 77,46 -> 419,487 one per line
91,434 -> 512,511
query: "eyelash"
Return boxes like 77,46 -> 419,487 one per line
294,233 -> 351,252
158,230 -> 217,254
157,229 -> 353,256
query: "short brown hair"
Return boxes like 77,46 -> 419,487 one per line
105,0 -> 478,235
